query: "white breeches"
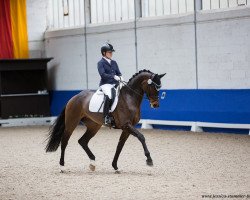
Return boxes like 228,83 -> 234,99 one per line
100,84 -> 115,99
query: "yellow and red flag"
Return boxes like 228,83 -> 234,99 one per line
0,0 -> 29,59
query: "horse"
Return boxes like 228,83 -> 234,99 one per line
45,69 -> 166,172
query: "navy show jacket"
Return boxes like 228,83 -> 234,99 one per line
97,58 -> 122,86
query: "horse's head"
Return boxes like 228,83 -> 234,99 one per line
142,73 -> 166,108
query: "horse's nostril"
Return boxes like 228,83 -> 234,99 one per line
151,101 -> 159,108
153,103 -> 159,108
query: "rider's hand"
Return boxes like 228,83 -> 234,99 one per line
114,75 -> 120,81
119,76 -> 124,81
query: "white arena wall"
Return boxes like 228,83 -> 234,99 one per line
43,6 -> 250,90
136,13 -> 197,89
25,0 -> 250,133
197,7 -> 250,89
26,0 -> 48,58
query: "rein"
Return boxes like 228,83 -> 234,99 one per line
120,80 -> 146,98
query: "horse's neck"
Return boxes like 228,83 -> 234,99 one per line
121,77 -> 145,107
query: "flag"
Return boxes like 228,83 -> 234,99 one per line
0,0 -> 29,59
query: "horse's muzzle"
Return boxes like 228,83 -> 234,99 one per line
150,101 -> 159,108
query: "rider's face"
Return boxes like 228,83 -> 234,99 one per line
105,51 -> 113,59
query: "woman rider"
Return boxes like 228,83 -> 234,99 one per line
97,43 -> 124,125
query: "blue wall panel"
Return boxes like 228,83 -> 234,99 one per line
141,90 -> 250,124
50,89 -> 250,124
49,90 -> 80,116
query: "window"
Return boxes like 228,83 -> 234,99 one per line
47,0 -> 249,30
90,0 -> 135,23
47,0 -> 85,29
141,0 -> 194,17
202,0 -> 248,10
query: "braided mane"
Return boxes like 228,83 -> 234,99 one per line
127,69 -> 153,85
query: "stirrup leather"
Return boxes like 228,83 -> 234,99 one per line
104,115 -> 112,125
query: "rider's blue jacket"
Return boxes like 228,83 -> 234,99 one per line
97,58 -> 122,86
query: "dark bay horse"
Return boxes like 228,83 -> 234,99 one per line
45,69 -> 166,172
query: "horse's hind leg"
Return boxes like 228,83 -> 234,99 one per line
60,131 -> 72,167
78,118 -> 101,171
59,126 -> 78,172
59,105 -> 82,172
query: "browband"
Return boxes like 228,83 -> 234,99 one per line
147,74 -> 161,91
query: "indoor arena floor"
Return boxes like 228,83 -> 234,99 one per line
0,126 -> 249,200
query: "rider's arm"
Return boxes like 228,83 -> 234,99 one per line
98,62 -> 114,80
113,61 -> 122,76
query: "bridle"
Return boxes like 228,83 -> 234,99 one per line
147,73 -> 162,91
119,73 -> 161,100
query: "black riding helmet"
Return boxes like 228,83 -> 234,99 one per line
101,43 -> 115,55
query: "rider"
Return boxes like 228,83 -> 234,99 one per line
97,42 -> 124,125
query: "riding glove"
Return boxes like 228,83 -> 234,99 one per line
119,76 -> 124,81
114,75 -> 120,81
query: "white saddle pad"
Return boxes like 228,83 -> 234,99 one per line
89,83 -> 123,113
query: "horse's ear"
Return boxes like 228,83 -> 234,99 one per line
158,73 -> 166,79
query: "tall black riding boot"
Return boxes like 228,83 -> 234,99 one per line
103,95 -> 112,125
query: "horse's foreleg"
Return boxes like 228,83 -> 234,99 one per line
112,130 -> 130,171
122,123 -> 153,166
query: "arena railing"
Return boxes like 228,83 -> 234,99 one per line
1,117 -> 249,135
138,119 -> 250,135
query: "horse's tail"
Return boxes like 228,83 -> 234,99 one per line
45,107 -> 66,152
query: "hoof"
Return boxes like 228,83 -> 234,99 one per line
60,165 -> 65,173
115,170 -> 122,174
89,164 -> 96,171
146,159 -> 153,166
89,160 -> 96,171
